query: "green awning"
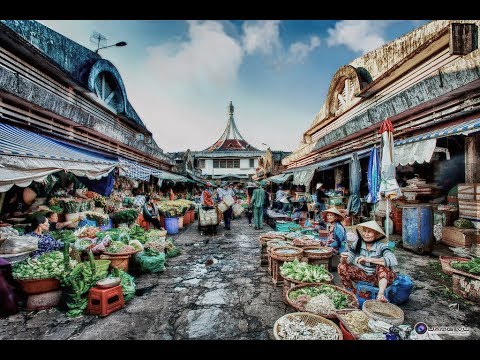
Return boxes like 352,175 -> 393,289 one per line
265,173 -> 293,184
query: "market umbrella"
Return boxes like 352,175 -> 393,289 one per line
346,152 -> 361,219
378,118 -> 402,238
366,146 -> 380,205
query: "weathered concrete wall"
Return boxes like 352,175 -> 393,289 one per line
285,20 -> 480,165
0,65 -> 168,161
313,66 -> 480,152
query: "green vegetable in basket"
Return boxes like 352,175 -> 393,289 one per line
280,258 -> 330,283
451,258 -> 480,275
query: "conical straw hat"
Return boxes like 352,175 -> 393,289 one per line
321,207 -> 345,220
358,220 -> 386,237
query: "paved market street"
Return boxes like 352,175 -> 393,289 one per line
1,216 -> 480,340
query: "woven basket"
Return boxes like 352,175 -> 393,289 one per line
335,309 -> 370,340
452,273 -> 480,303
439,256 -> 470,275
273,312 -> 343,340
286,283 -> 359,319
362,300 -> 404,326
303,246 -> 334,260
270,246 -> 303,262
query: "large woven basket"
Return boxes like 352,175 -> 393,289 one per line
335,309 -> 370,340
303,246 -> 334,260
273,312 -> 343,340
270,246 -> 303,262
286,283 -> 359,319
439,256 -> 470,275
362,300 -> 404,326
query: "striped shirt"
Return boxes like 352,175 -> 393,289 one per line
347,238 -> 398,275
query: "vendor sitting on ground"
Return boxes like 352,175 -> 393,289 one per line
46,211 -> 83,231
290,198 -> 308,222
338,220 -> 398,302
142,196 -> 163,230
320,207 -> 347,253
27,215 -> 64,257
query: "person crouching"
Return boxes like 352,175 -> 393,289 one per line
320,207 -> 347,254
337,220 -> 398,302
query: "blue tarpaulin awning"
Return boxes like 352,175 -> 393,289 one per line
0,123 -> 119,192
119,157 -> 188,183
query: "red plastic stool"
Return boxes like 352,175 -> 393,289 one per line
87,285 -> 125,316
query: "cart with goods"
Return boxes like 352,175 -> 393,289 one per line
198,206 -> 220,235
273,312 -> 342,340
286,283 -> 359,319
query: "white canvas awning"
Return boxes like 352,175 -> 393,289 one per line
394,139 -> 437,166
0,123 -> 118,192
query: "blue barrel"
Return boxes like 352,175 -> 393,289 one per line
165,217 -> 179,235
401,204 -> 434,254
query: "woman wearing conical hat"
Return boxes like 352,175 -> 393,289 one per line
319,207 -> 347,254
338,220 -> 398,302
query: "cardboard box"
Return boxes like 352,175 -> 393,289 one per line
441,226 -> 480,248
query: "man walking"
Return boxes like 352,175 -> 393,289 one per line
251,182 -> 266,230
218,182 -> 235,230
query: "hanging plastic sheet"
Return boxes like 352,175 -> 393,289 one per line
346,152 -> 361,215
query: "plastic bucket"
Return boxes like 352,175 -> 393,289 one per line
401,204 -> 434,254
189,210 -> 195,223
339,321 -> 356,340
165,217 -> 179,234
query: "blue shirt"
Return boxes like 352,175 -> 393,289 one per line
347,235 -> 398,275
28,232 -> 64,258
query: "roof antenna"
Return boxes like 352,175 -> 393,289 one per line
90,31 -> 108,52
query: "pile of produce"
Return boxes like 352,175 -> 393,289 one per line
451,257 -> 480,275
454,218 -> 474,229
111,209 -> 139,225
338,310 -> 370,337
97,229 -> 129,243
289,284 -> 350,311
280,259 -> 331,282
157,200 -> 192,217
105,241 -> 135,254
276,315 -> 339,340
293,237 -> 322,246
61,251 -> 109,317
144,239 -> 167,254
305,294 -> 337,315
76,226 -> 101,239
12,251 -> 77,280
128,225 -> 147,243
85,212 -> 110,226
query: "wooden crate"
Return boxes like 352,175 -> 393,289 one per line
441,226 -> 480,248
458,199 -> 480,219
452,274 -> 480,304
457,183 -> 480,201
271,258 -> 285,287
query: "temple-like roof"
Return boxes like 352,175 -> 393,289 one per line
204,102 -> 258,152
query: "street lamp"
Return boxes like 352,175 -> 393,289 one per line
95,41 -> 127,53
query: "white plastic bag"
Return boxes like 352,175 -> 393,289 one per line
0,235 -> 38,254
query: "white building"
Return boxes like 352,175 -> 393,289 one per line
193,102 -> 263,182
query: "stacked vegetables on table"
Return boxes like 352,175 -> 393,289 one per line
280,259 -> 331,283
12,251 -> 77,280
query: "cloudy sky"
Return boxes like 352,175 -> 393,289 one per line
39,20 -> 428,153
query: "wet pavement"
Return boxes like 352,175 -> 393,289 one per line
1,217 -> 479,340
